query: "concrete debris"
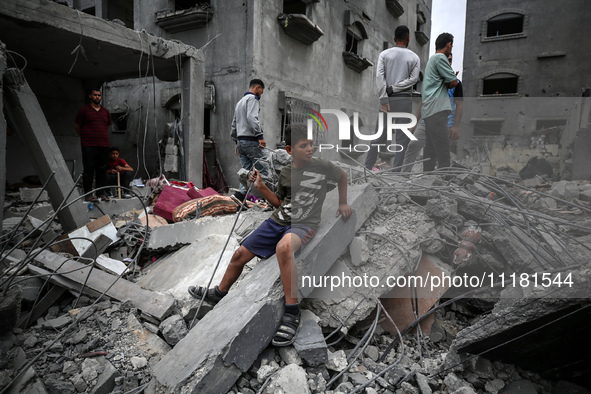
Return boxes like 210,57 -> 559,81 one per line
2,147 -> 591,394
293,319 -> 328,367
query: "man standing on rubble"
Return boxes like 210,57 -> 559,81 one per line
365,25 -> 420,172
230,79 -> 268,201
421,33 -> 458,172
75,88 -> 112,202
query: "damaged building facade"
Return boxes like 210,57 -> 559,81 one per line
85,0 -> 433,188
459,0 -> 591,180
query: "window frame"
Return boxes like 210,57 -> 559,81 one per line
481,9 -> 528,43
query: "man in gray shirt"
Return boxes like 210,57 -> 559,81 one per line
365,25 -> 420,172
230,79 -> 268,201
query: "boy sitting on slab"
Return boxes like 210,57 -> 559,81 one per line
189,123 -> 352,346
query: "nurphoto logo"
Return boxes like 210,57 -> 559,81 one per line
305,109 -> 418,153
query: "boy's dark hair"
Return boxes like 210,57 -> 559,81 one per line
249,79 -> 265,89
110,146 -> 120,153
435,33 -> 454,50
284,124 -> 309,146
394,25 -> 410,41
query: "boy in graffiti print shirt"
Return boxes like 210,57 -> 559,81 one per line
189,124 -> 352,346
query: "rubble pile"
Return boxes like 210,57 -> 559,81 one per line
1,164 -> 591,393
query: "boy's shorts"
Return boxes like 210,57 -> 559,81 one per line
241,218 -> 316,259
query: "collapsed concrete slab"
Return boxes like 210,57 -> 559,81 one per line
147,183 -> 377,394
3,69 -> 88,232
146,210 -> 270,251
137,235 -> 240,299
33,250 -> 174,320
446,290 -> 591,386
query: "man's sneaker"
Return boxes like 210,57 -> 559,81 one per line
188,286 -> 226,305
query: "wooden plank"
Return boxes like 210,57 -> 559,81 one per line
49,234 -> 79,256
87,215 -> 111,233
18,284 -> 66,329
33,250 -> 174,320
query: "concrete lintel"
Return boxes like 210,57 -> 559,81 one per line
148,183 -> 378,394
3,68 -> 89,231
0,0 -> 203,81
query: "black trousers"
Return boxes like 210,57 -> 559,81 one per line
423,111 -> 451,172
81,146 -> 110,194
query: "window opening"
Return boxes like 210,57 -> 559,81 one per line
483,74 -> 518,95
486,14 -> 524,37
282,0 -> 307,14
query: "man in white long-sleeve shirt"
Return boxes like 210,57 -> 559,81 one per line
365,26 -> 420,172
230,79 -> 268,201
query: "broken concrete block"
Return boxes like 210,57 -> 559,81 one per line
444,372 -> 474,392
256,360 -> 280,383
92,358 -> 120,394
326,350 -> 347,372
130,356 -> 148,370
484,378 -> 505,394
261,364 -> 310,394
415,373 -> 432,394
0,286 -> 23,333
19,187 -> 49,202
278,346 -> 302,366
44,378 -> 76,394
147,184 -> 377,394
579,189 -> 591,203
349,236 -> 369,266
425,198 -> 451,220
500,380 -> 537,394
6,365 -> 48,394
550,180 -> 579,201
159,315 -> 188,346
293,319 -> 327,367
126,314 -> 171,360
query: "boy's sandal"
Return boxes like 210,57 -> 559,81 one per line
188,286 -> 225,304
272,312 -> 301,347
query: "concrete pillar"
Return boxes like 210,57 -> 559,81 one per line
0,43 -> 7,229
3,68 -> 89,231
181,54 -> 205,185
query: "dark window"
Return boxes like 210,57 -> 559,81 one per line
346,32 -> 359,54
280,97 -> 324,146
283,0 -> 307,14
111,113 -> 127,133
175,0 -> 209,11
82,7 -> 95,16
487,14 -> 524,37
473,121 -> 503,136
483,74 -> 518,95
416,11 -> 426,32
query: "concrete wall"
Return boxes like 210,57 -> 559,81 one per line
103,78 -> 181,180
132,0 -> 432,186
459,0 -> 591,176
463,0 -> 591,99
6,69 -> 84,184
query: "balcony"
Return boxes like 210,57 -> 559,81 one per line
415,31 -> 429,46
342,52 -> 373,73
156,5 -> 214,33
277,13 -> 324,45
385,0 -> 404,17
